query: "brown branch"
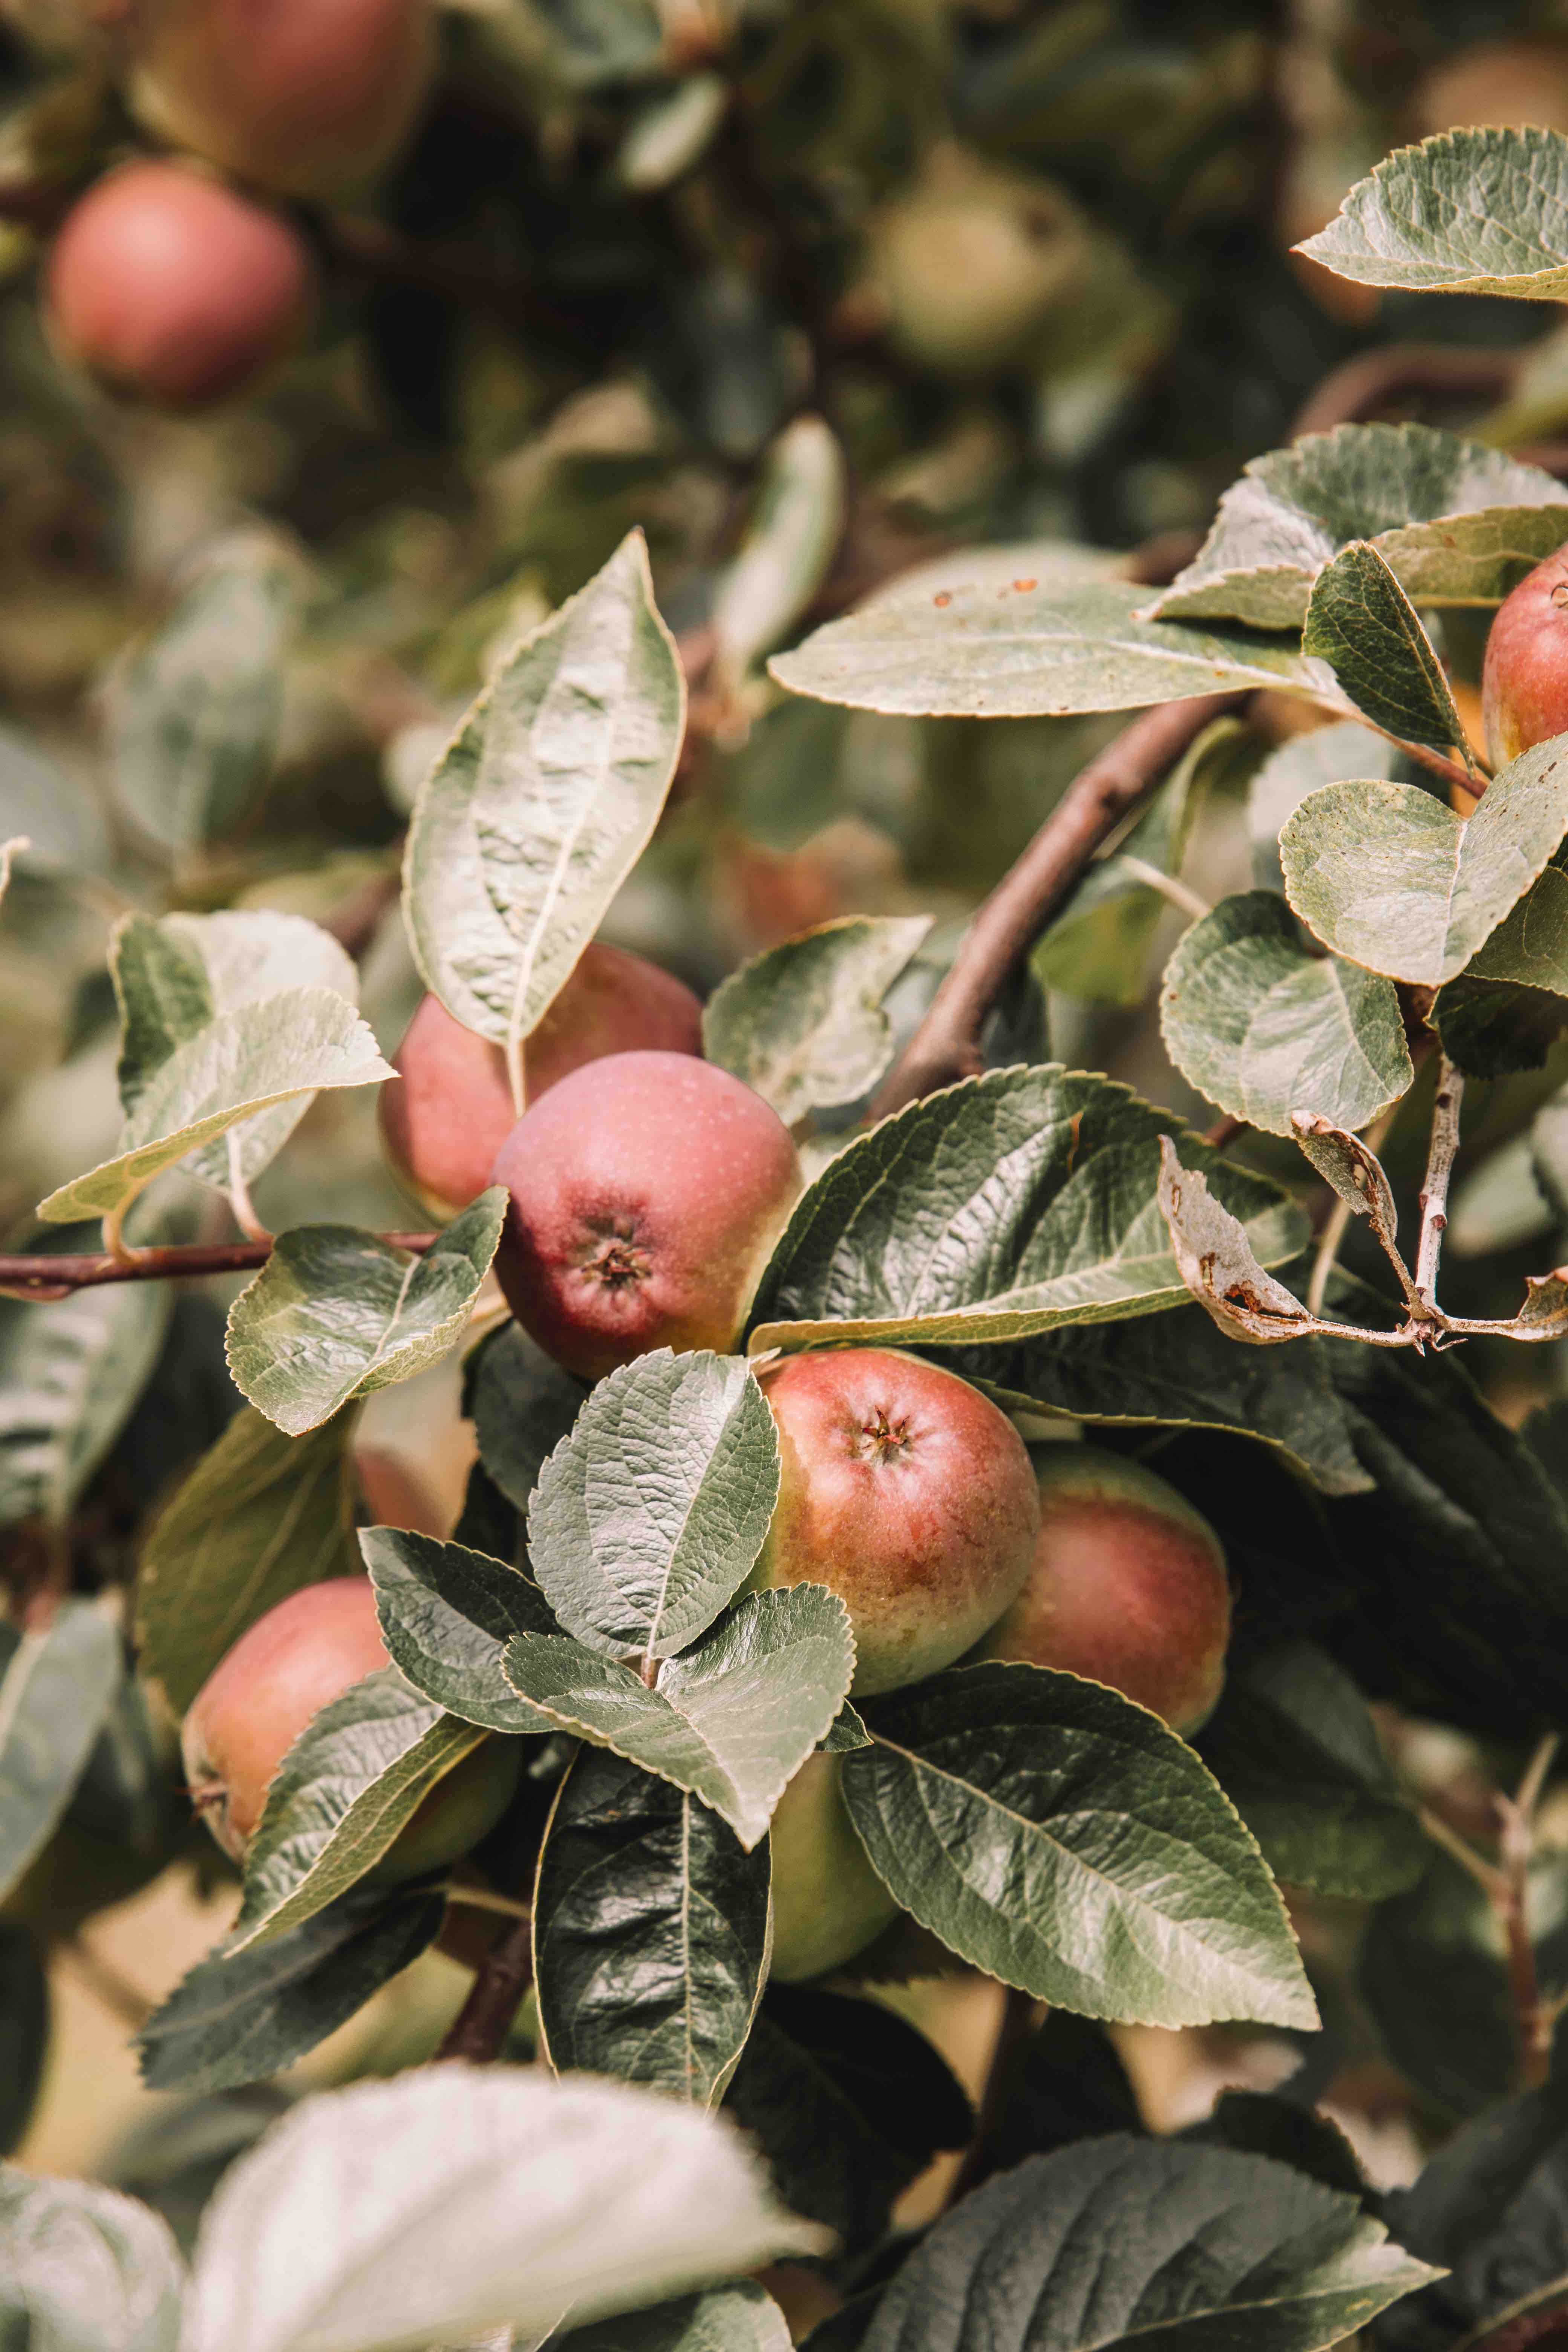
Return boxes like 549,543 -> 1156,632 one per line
436,1911 -> 534,2064
1290,345 -> 1523,441
1497,1736 -> 1559,2092
945,1984 -> 1037,2210
0,1230 -> 437,1300
868,694 -> 1245,1120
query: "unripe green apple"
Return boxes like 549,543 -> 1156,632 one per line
868,149 -> 1093,378
125,0 -> 435,200
489,1051 -> 802,1381
379,948 -> 704,1223
974,1446 -> 1231,1736
44,161 -> 315,410
750,1349 -> 1039,1697
1481,544 -> 1568,769
181,1579 -> 519,1874
768,1750 -> 899,1983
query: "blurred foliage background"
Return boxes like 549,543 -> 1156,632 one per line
11,0 -> 1568,2245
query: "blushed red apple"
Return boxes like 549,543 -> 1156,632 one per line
750,1349 -> 1040,1696
181,1578 -> 519,1873
126,0 -> 435,199
379,947 -> 704,1223
1482,542 -> 1568,769
489,1050 -> 802,1380
974,1446 -> 1231,1735
45,162 -> 315,409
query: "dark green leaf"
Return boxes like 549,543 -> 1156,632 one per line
0,1600 -> 122,1903
0,1274 -> 171,1529
1301,542 -> 1469,758
364,1524 -> 554,1733
467,1319 -> 587,1520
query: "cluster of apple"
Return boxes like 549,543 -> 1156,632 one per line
182,946 -> 1234,1983
34,0 -> 433,408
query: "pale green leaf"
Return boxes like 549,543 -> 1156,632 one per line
0,1274 -> 170,1528
1159,890 -> 1413,1136
404,529 -> 685,1074
0,2168 -> 185,2352
37,989 -> 393,1228
0,1600 -> 121,1903
225,1191 -> 506,1436
527,1351 -> 780,1663
504,1585 -> 854,1848
1464,855 -> 1568,992
746,1066 -> 1308,1354
1248,721 -> 1415,891
135,1409 -> 358,1718
1150,422 -> 1568,628
559,2284 -> 792,2352
710,415 -> 846,683
1280,737 -> 1568,986
1297,126 -> 1568,297
703,916 -> 931,1124
183,2067 -> 825,2352
768,577 -> 1311,720
230,1668 -> 490,1950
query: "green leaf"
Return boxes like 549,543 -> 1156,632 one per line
182,2067 -> 827,2352
0,2168 -> 186,2352
0,1274 -> 171,1528
710,415 -> 847,684
559,2283 -> 792,2352
37,988 -> 393,1230
1031,719 -> 1231,1005
230,1668 -> 490,1951
110,528 -> 305,854
138,1883 -> 446,2097
1357,1850 -> 1524,2119
1300,541 -> 1469,758
404,529 -> 685,1078
1249,721 -> 1419,892
533,1746 -> 770,2104
852,2136 -> 1437,2352
467,1320 -> 587,1518
1197,1644 -> 1429,1901
1462,851 -> 1568,992
1297,126 -> 1568,298
528,1351 -> 781,1664
225,1191 -> 506,1436
0,720 -> 107,875
843,1662 -> 1317,2029
746,1066 -> 1307,1354
1150,423 -> 1568,628
364,1525 -> 554,1734
504,1585 -> 854,1849
724,1990 -> 972,2259
112,910 -> 359,1195
1159,890 -> 1413,1136
1375,2085 -> 1568,2352
966,1310 -> 1372,1497
768,576 -> 1311,720
0,1600 -> 121,1903
135,1408 -> 358,1718
703,916 -> 931,1125
1280,737 -> 1568,987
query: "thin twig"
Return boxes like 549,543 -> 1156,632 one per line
1496,1734 -> 1560,2092
436,1913 -> 534,2064
1415,1057 -> 1465,1311
60,1936 -> 156,2031
1417,1804 -> 1504,1897
869,694 -> 1246,1119
1115,855 -> 1211,923
0,1231 -> 437,1300
1289,345 -> 1522,440
944,1984 -> 1037,2210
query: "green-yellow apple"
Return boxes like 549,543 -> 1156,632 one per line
489,1050 -> 802,1380
750,1349 -> 1039,1696
1481,542 -> 1568,769
45,162 -> 315,409
181,1578 -> 519,1873
974,1446 -> 1231,1735
380,947 -> 704,1223
768,1750 -> 899,1982
126,0 -> 435,200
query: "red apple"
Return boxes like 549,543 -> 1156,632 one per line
379,947 -> 704,1223
126,0 -> 435,200
769,1750 -> 899,1982
750,1349 -> 1040,1697
45,161 -> 315,410
974,1447 -> 1231,1736
181,1578 -> 519,1873
489,1051 -> 802,1380
1482,542 -> 1568,769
